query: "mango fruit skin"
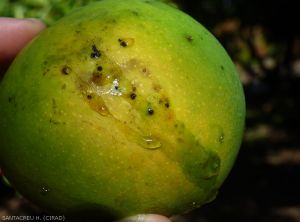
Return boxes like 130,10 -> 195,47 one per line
0,0 -> 245,220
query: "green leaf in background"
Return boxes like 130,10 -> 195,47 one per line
0,0 -> 179,26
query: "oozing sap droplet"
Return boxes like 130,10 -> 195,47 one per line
140,136 -> 161,150
110,79 -> 122,96
40,185 -> 50,195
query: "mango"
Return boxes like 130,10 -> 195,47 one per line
0,0 -> 245,220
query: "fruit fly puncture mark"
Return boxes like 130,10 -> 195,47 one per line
147,107 -> 154,115
119,39 -> 127,47
185,35 -> 193,42
130,93 -> 137,100
90,44 -> 101,59
118,38 -> 134,47
61,66 -> 71,75
97,66 -> 103,71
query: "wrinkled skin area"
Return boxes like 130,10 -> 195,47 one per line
0,0 -> 245,220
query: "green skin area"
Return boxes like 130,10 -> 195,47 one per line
0,0 -> 245,219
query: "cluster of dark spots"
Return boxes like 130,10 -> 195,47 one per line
130,93 -> 137,100
174,122 -> 185,133
147,107 -> 154,115
185,35 -> 193,42
90,44 -> 101,59
61,65 -> 71,75
49,118 -> 59,125
159,97 -> 170,108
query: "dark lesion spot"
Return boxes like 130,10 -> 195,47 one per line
141,67 -> 150,76
97,66 -> 103,71
90,72 -> 103,85
119,39 -> 128,47
61,65 -> 71,75
147,107 -> 154,115
87,94 -> 93,100
118,38 -> 134,47
130,93 -> 137,100
8,96 -> 18,107
131,10 -> 139,16
153,84 -> 161,92
185,35 -> 193,42
49,118 -> 66,125
52,98 -> 57,114
43,68 -> 50,76
90,44 -> 101,59
49,118 -> 60,125
159,97 -> 170,108
220,65 -> 225,71
8,96 -> 15,103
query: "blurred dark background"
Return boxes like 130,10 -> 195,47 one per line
1,0 -> 300,221
180,1 -> 300,222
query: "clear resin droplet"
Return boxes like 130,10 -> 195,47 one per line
140,136 -> 161,150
